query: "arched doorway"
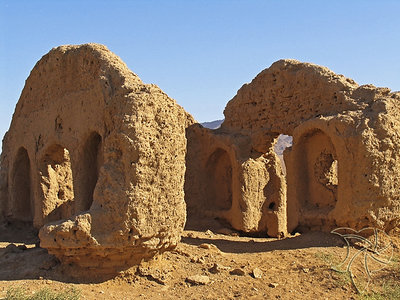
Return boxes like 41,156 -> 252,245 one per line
80,132 -> 102,212
40,144 -> 75,222
10,147 -> 32,222
205,148 -> 233,211
296,129 -> 338,211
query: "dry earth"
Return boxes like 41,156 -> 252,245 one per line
0,220 -> 399,300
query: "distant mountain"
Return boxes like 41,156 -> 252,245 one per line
201,120 -> 292,154
275,134 -> 293,174
274,134 -> 293,156
201,119 -> 224,129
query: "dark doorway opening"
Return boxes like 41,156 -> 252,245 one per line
205,148 -> 233,211
80,132 -> 102,212
10,147 -> 32,222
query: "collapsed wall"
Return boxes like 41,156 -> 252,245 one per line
0,44 -> 192,273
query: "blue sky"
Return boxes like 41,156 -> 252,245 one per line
1,0 -> 400,147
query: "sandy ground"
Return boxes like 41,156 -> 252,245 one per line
0,220 -> 399,300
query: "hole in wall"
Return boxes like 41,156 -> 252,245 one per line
54,116 -> 63,133
274,134 -> 293,175
268,202 -> 276,210
57,190 -> 64,199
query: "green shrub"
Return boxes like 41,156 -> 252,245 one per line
5,286 -> 80,300
359,281 -> 400,300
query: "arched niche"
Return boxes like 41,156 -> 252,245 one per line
79,132 -> 103,212
296,129 -> 338,212
10,147 -> 33,222
205,148 -> 233,211
40,144 -> 75,222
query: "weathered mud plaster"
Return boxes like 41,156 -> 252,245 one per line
0,44 -> 193,272
1,46 -> 399,272
221,59 -> 400,233
185,124 -> 287,237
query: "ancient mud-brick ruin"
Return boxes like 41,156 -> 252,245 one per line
0,44 -> 192,272
1,44 -> 399,272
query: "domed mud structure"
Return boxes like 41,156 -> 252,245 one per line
186,59 -> 400,235
0,44 -> 192,273
1,45 -> 399,273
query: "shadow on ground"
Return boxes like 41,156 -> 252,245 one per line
0,221 -> 39,244
0,218 -> 343,284
182,231 -> 344,254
